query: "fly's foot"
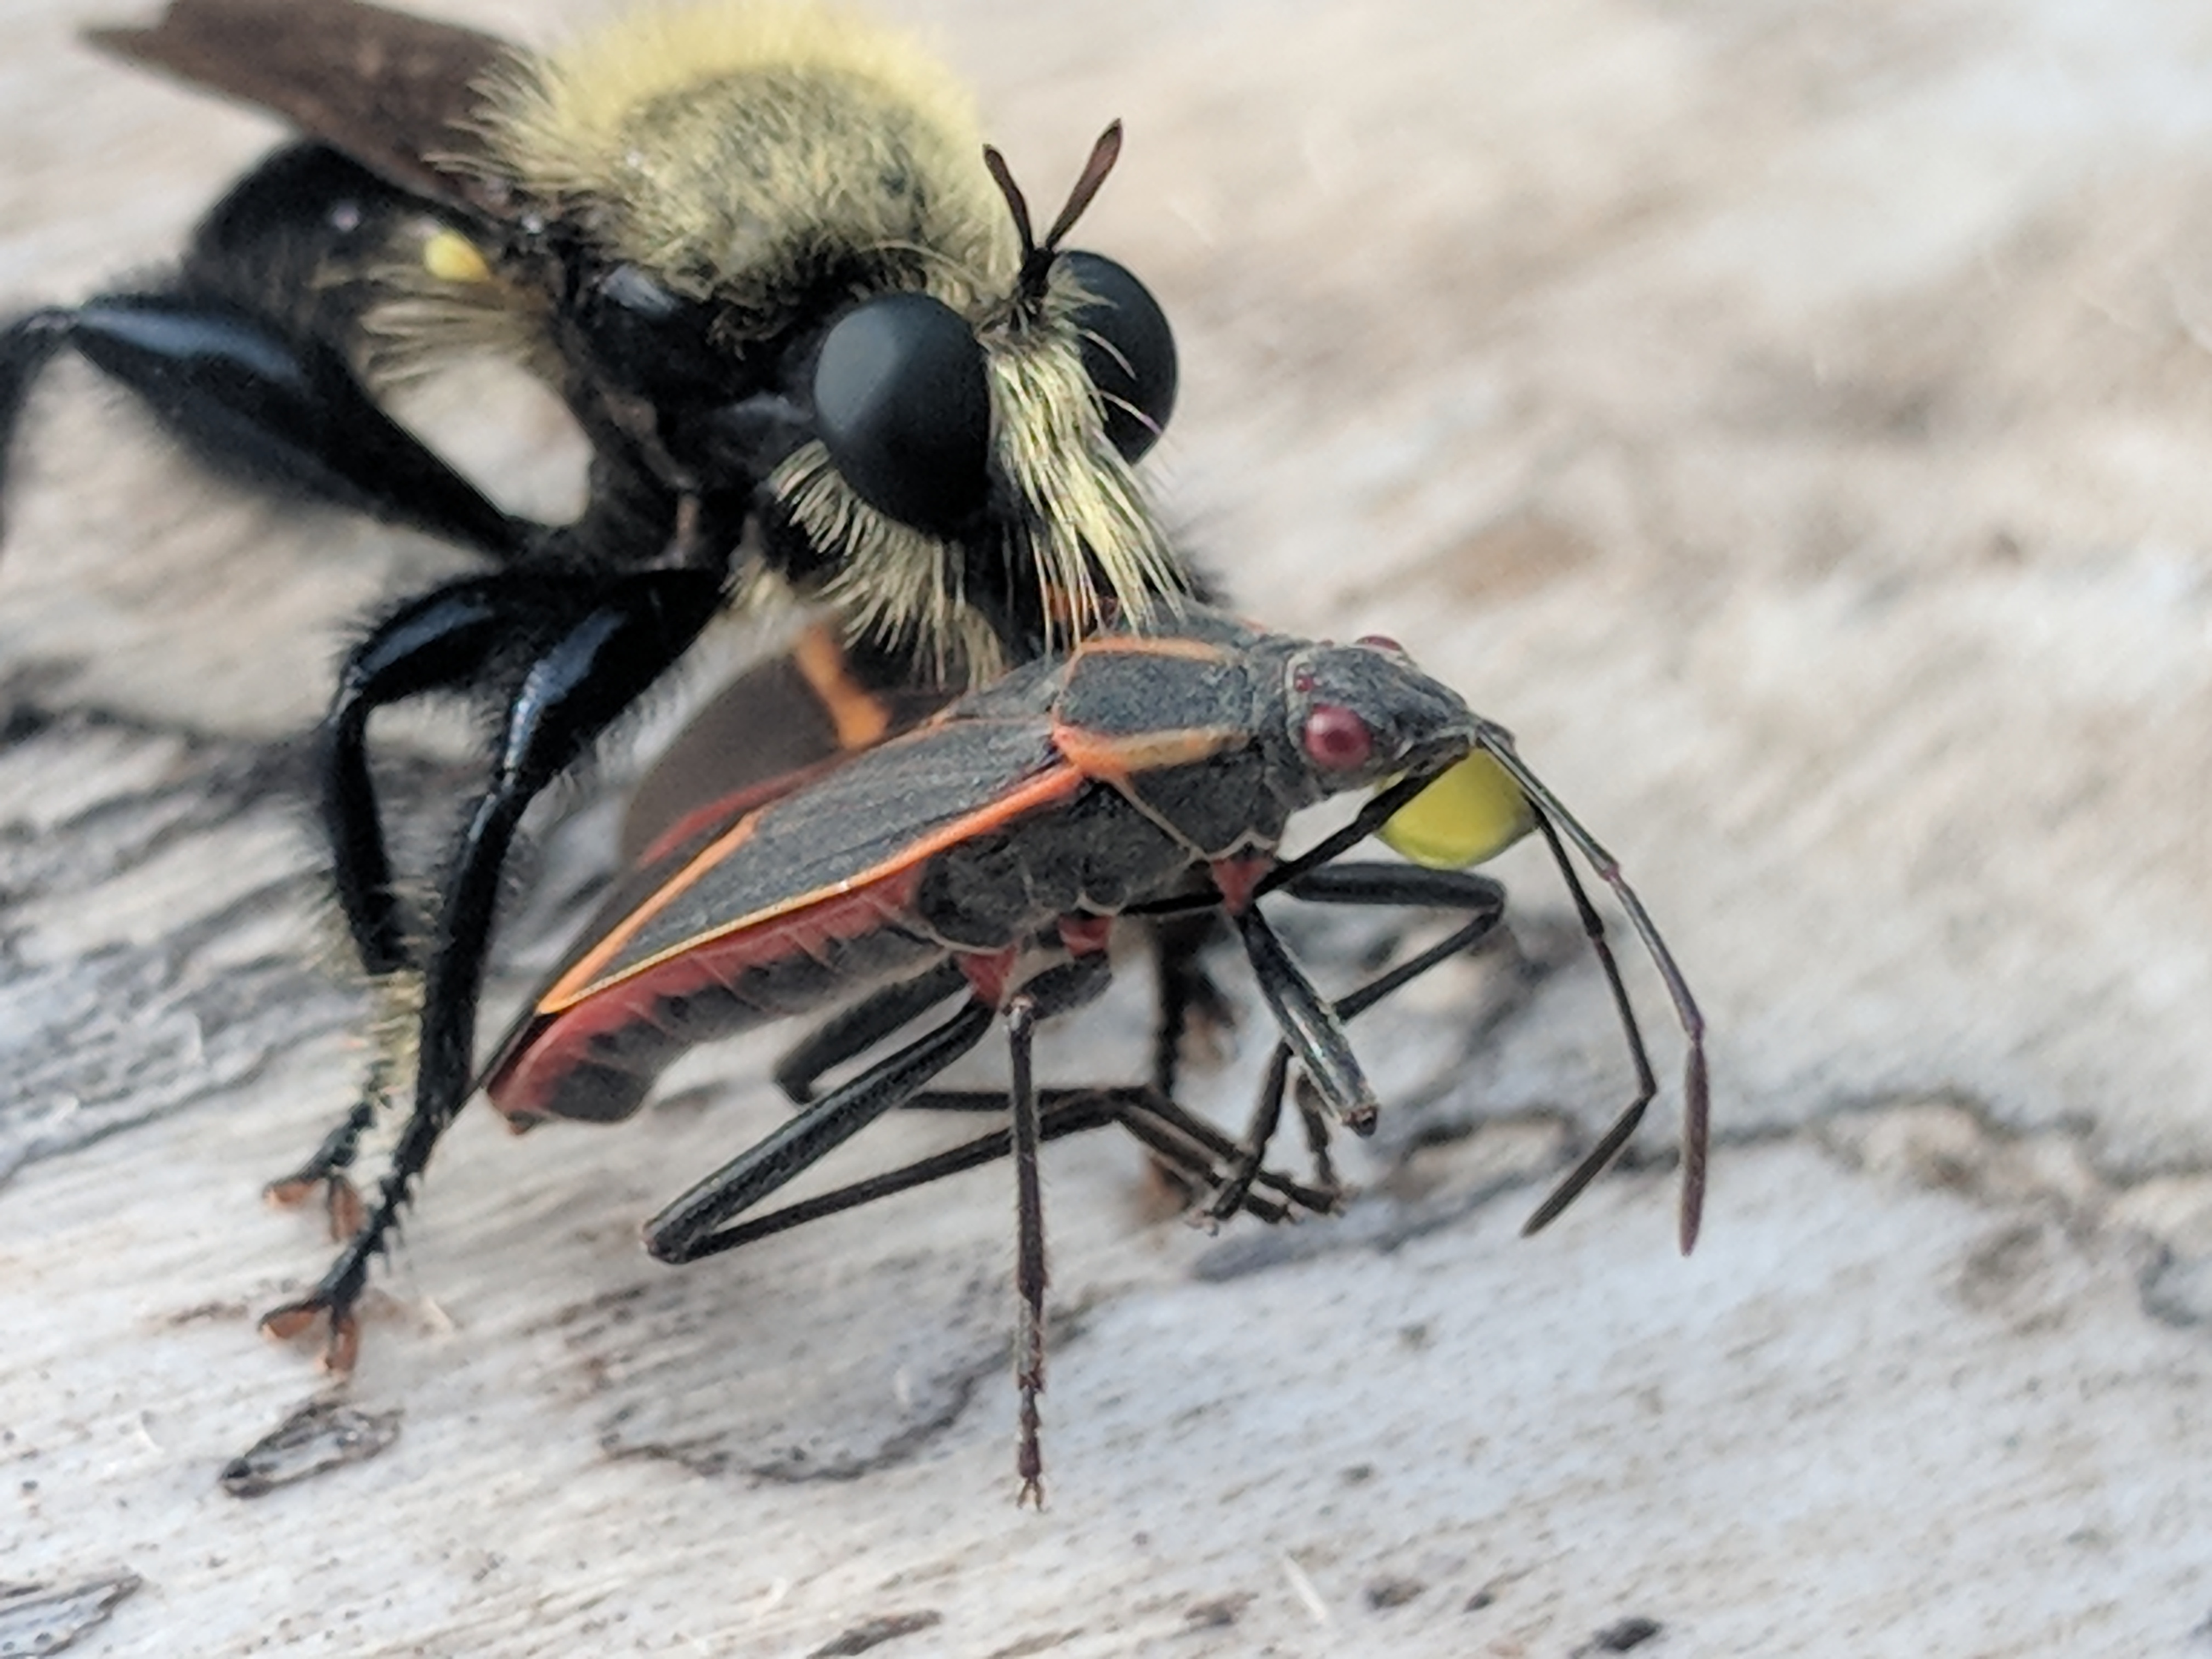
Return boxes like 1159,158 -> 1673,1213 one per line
259,1293 -> 363,1375
260,1229 -> 385,1374
263,1081 -> 388,1239
268,988 -> 413,1236
264,1164 -> 368,1242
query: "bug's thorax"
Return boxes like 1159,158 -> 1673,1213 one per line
1044,629 -> 1288,863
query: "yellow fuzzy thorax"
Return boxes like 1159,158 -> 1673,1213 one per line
482,1 -> 1017,325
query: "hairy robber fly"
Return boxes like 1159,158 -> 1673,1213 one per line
261,610 -> 1707,1503
0,0 -> 1194,1232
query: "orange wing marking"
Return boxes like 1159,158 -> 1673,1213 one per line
1050,721 -> 1242,785
1071,635 -> 1231,663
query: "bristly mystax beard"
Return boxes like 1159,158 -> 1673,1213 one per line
772,332 -> 1187,687
770,445 -> 1003,682
988,316 -> 1187,648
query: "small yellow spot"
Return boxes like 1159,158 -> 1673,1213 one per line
1380,752 -> 1535,869
422,230 -> 493,285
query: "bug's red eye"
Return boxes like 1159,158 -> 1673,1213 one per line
1303,703 -> 1374,769
1356,633 -> 1403,652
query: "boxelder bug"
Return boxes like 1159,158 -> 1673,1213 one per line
263,608 -> 1706,1502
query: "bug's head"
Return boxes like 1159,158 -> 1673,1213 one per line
1273,635 -> 1480,810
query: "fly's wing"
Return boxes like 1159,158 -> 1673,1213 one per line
88,0 -> 516,216
619,635 -> 960,867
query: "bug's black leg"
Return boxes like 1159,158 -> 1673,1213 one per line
1005,990 -> 1049,1505
264,568 -> 726,1367
776,936 -> 1209,1118
644,998 -> 998,1263
1149,913 -> 1233,1098
968,956 -> 1113,1505
1241,851 -> 1683,1239
1265,764 -> 1700,1243
1229,902 -> 1378,1135
783,905 -> 1324,1227
1217,1046 -> 1297,1225
665,1089 -> 1130,1252
1252,744 -> 1708,1239
1137,913 -> 1242,1272
665,955 -> 1113,1262
772,960 -> 972,1104
1104,1088 -> 1341,1220
659,955 -> 1114,1501
1290,1072 -> 1339,1197
706,1086 -> 1338,1240
1208,863 -> 1509,1220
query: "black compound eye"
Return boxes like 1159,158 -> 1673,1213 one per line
813,292 -> 992,534
578,263 -> 726,401
1060,250 -> 1176,461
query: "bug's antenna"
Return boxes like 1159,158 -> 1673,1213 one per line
984,122 -> 1125,307
1475,730 -> 1709,1253
1515,809 -> 1659,1230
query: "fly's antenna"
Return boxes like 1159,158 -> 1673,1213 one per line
984,121 -> 1125,309
1474,726 -> 1709,1254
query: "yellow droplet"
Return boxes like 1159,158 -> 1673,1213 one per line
1380,752 -> 1535,869
422,229 -> 492,285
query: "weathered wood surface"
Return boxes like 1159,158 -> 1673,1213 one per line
5,0 -> 2212,1654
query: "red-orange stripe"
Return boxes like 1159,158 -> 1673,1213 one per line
489,864 -> 928,1121
1073,634 -> 1233,662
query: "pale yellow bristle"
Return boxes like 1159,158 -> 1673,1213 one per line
985,327 -> 1183,650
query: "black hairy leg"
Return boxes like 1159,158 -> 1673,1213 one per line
263,566 -> 727,1364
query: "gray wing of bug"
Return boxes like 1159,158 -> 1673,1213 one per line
551,712 -> 1071,992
